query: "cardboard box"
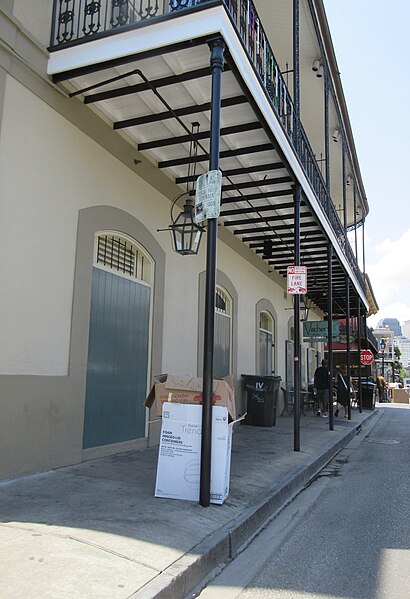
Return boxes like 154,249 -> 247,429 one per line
154,403 -> 233,504
392,388 -> 410,404
145,374 -> 236,421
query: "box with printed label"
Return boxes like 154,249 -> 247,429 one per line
154,403 -> 233,504
145,374 -> 236,421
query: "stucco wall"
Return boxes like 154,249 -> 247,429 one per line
0,73 -> 323,480
13,0 -> 53,49
0,75 -> 173,375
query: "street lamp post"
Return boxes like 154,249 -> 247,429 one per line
199,38 -> 224,508
380,340 -> 386,380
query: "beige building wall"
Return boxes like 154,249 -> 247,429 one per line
13,0 -> 53,49
0,75 -> 173,375
0,3 -> 325,480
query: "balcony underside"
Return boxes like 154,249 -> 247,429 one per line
48,10 -> 367,317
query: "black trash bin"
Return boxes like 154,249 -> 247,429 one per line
241,374 -> 281,427
360,381 -> 376,410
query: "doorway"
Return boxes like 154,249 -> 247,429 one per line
83,232 -> 153,449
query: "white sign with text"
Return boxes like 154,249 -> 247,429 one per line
287,265 -> 307,294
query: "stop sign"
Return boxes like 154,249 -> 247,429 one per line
360,350 -> 374,365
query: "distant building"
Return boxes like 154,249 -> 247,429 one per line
402,320 -> 410,338
377,318 -> 402,337
396,339 -> 410,371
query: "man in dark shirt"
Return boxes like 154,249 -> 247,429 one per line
314,359 -> 330,417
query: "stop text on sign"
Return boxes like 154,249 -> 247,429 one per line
360,350 -> 374,365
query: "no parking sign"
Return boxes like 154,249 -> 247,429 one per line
287,265 -> 307,294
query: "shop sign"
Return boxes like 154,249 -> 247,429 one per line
303,320 -> 339,342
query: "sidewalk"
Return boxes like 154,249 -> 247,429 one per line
0,408 -> 378,599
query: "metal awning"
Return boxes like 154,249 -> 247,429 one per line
51,32 -> 363,317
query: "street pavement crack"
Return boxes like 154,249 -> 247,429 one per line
0,522 -> 159,571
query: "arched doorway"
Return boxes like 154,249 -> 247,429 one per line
83,231 -> 153,449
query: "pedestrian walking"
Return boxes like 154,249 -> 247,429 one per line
314,359 -> 330,417
376,374 -> 387,402
335,364 -> 355,418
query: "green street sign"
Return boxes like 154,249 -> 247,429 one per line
303,320 -> 339,341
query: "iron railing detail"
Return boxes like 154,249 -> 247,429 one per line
50,0 -> 365,293
52,0 -> 169,44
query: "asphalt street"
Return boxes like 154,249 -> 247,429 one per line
198,404 -> 410,599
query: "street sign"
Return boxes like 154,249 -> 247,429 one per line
360,349 -> 374,365
287,265 -> 307,294
194,170 -> 222,223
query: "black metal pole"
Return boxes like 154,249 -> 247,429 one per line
292,0 -> 301,453
342,145 -> 352,420
293,185 -> 301,452
354,184 -> 358,261
293,0 -> 300,153
345,275 -> 351,419
324,73 -> 330,192
361,220 -> 370,393
342,145 -> 347,232
364,314 -> 370,393
327,243 -> 334,431
357,297 -> 363,413
200,38 -> 224,508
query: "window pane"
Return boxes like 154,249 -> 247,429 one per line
259,330 -> 272,375
214,312 -> 231,377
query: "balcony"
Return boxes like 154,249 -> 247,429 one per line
49,0 -> 367,313
366,326 -> 378,352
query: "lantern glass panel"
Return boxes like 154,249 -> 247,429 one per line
170,203 -> 203,255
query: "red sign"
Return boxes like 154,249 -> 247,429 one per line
360,350 -> 374,365
287,265 -> 307,294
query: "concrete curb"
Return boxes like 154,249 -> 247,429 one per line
132,411 -> 377,599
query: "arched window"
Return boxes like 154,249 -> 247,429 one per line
288,315 -> 295,342
214,285 -> 232,378
94,231 -> 153,284
259,311 -> 275,375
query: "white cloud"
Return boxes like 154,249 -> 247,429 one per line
366,229 -> 410,327
374,238 -> 395,254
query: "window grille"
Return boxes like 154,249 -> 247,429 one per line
215,287 -> 231,315
94,233 -> 152,284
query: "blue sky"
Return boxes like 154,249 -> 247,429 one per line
323,0 -> 410,329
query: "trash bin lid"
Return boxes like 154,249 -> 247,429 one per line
241,374 -> 281,380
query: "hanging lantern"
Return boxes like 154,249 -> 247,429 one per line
299,295 -> 312,322
169,198 -> 204,255
262,239 -> 273,259
285,294 -> 312,321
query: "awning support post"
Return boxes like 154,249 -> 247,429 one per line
200,38 -> 224,508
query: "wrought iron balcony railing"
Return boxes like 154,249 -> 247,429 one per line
51,0 -> 190,46
50,0 -> 365,293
